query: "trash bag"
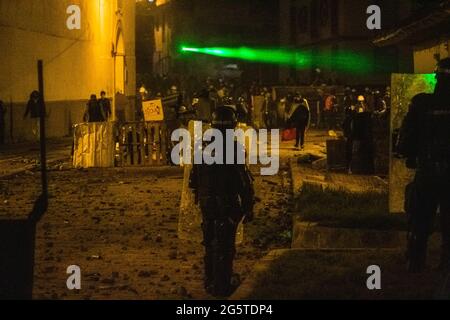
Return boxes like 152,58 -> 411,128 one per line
282,128 -> 297,141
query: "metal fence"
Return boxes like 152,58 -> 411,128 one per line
73,121 -> 169,168
116,121 -> 168,167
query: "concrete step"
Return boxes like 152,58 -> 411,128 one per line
292,221 -> 407,249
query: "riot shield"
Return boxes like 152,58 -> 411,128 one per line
178,121 -> 254,244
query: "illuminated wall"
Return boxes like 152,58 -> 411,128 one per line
0,0 -> 136,142
413,39 -> 450,73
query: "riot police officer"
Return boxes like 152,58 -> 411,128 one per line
397,58 -> 450,273
236,97 -> 249,124
189,105 -> 255,297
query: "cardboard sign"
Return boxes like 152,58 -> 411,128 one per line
143,99 -> 164,121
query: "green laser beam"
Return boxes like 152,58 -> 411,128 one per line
423,73 -> 438,90
180,45 -> 372,73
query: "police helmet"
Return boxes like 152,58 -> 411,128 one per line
178,105 -> 188,114
212,105 -> 237,129
222,96 -> 234,105
436,58 -> 450,75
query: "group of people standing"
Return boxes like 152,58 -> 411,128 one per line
342,87 -> 390,174
83,91 -> 112,123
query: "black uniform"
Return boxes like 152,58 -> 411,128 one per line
189,106 -> 255,297
290,100 -> 310,148
99,97 -> 112,120
398,91 -> 450,272
349,111 -> 375,174
343,106 -> 356,169
24,94 -> 40,119
84,98 -> 105,123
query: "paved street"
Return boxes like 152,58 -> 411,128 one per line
0,139 -> 72,178
0,140 -> 294,299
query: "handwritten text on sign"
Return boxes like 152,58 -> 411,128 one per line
143,99 -> 165,122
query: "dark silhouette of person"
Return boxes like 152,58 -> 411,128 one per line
84,94 -> 105,123
189,105 -> 255,297
289,94 -> 311,149
23,91 -> 42,140
99,91 -> 112,121
397,58 -> 450,273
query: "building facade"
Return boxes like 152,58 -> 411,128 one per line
140,0 -> 280,83
0,0 -> 136,142
374,0 -> 450,74
279,0 -> 416,86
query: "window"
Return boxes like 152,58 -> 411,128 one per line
290,6 -> 297,44
319,0 -> 329,27
310,0 -> 319,37
297,6 -> 309,34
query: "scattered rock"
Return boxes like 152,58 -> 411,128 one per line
100,278 -> 115,285
161,275 -> 170,282
177,286 -> 188,296
45,266 -> 56,273
87,255 -> 102,260
168,251 -> 177,260
263,179 -> 278,186
138,270 -> 156,278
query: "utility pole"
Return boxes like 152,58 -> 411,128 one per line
38,60 -> 48,202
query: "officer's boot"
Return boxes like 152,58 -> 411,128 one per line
203,248 -> 215,294
439,213 -> 450,272
211,222 -> 235,297
407,233 -> 428,273
201,221 -> 216,294
208,252 -> 230,297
